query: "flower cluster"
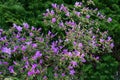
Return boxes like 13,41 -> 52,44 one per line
0,1 -> 114,80
43,2 -> 112,31
42,2 -> 114,79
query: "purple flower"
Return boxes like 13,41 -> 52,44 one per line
100,14 -> 105,19
31,26 -> 35,30
21,45 -> 27,51
59,21 -> 64,27
43,76 -> 47,80
97,12 -> 101,16
23,57 -> 28,61
60,4 -> 68,12
38,28 -> 42,31
65,12 -> 70,16
0,72 -> 2,74
100,39 -> 104,43
0,61 -> 2,65
75,11 -> 80,16
35,51 -> 42,57
35,69 -> 40,74
2,36 -> 6,41
67,52 -> 73,57
23,23 -> 29,29
70,61 -> 77,67
20,37 -> 26,41
86,15 -> 90,19
32,43 -> 37,48
29,32 -> 34,36
13,46 -> 19,52
107,17 -> 112,23
75,2 -> 79,7
32,51 -> 42,60
92,36 -> 96,39
80,54 -> 86,62
52,47 -> 59,54
78,43 -> 83,48
32,64 -> 37,69
107,36 -> 111,41
0,29 -> 3,35
92,40 -> 96,47
39,59 -> 43,64
81,58 -> 86,63
3,62 -> 9,65
16,34 -> 20,38
48,30 -> 51,36
28,70 -> 35,76
16,26 -> 22,32
73,41 -> 77,46
75,50 -> 80,57
50,10 -> 55,15
36,37 -> 44,42
95,56 -> 99,60
0,29 -> 3,32
13,23 -> 17,28
51,18 -> 56,23
81,53 -> 85,58
51,3 -> 57,8
66,21 -> 76,27
13,61 -> 18,65
69,69 -> 75,75
54,73 -> 58,77
8,66 -> 15,73
110,43 -> 114,48
54,66 -> 58,70
25,41 -> 32,45
24,61 -> 29,69
68,65 -> 73,69
51,41 -> 59,53
62,49 -> 68,54
2,47 -> 11,55
75,2 -> 82,7
62,73 -> 65,77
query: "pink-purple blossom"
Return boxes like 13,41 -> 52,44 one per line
107,17 -> 112,23
78,43 -> 83,48
23,23 -> 29,29
100,39 -> 104,43
69,69 -> 75,75
75,2 -> 82,7
16,26 -> 22,32
75,11 -> 80,16
32,51 -> 42,60
2,47 -> 11,55
54,73 -> 58,77
61,73 -> 65,77
28,70 -> 35,76
32,43 -> 37,48
59,21 -> 64,27
110,43 -> 114,48
52,18 -> 56,23
65,12 -> 70,16
8,66 -> 15,73
66,21 -> 76,27
21,45 -> 27,51
86,15 -> 90,19
70,61 -> 77,67
52,3 -> 57,8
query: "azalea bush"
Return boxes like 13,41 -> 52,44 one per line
0,1 -> 119,80
0,23 -> 118,80
42,2 -> 118,80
